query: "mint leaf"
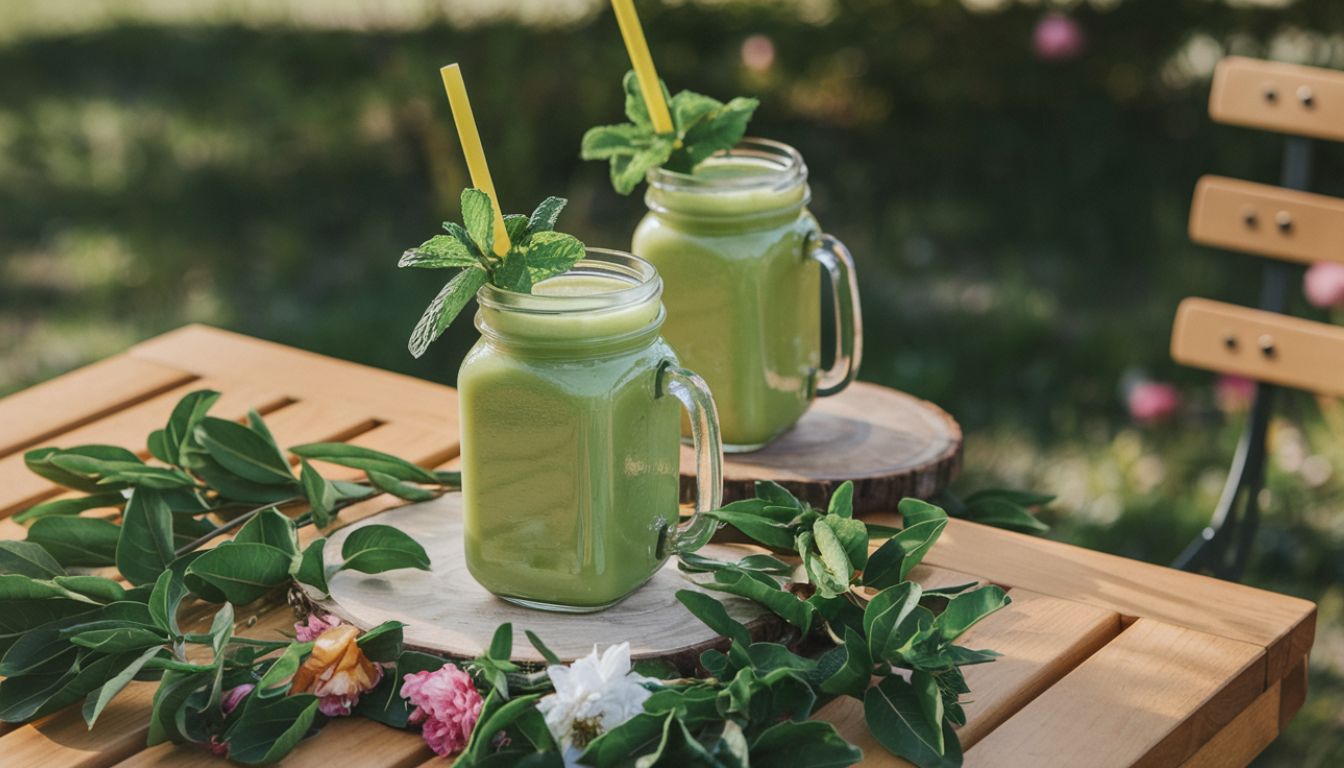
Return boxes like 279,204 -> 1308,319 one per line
503,214 -> 530,244
493,250 -> 533,293
399,234 -> 476,269
670,90 -> 721,134
580,124 -> 646,160
525,231 -> 585,284
527,196 -> 567,233
460,187 -> 495,256
672,95 -> 758,172
408,267 -> 489,358
611,136 -> 676,195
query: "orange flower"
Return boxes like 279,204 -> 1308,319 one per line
290,623 -> 383,716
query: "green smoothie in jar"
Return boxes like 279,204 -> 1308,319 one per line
633,138 -> 862,451
458,250 -> 722,612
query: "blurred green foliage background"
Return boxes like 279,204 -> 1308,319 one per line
1,0 -> 1342,763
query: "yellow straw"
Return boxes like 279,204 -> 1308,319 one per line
440,63 -> 510,256
610,0 -> 674,134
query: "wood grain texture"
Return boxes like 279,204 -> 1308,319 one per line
0,355 -> 196,459
681,382 -> 962,514
1171,297 -> 1344,397
313,494 -> 774,667
867,514 -> 1317,687
1190,175 -> 1344,266
1179,679 -> 1281,768
1209,56 -> 1344,141
964,619 -> 1265,768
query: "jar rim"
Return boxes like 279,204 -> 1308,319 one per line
646,137 -> 808,194
476,248 -> 662,316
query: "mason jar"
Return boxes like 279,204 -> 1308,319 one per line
633,138 -> 862,452
457,249 -> 722,612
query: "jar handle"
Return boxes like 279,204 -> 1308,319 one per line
808,233 -> 864,397
657,362 -> 723,557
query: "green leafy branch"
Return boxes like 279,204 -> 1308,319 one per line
398,189 -> 586,357
581,70 -> 759,195
0,389 -> 451,759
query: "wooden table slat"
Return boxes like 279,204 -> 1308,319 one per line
1178,679 -> 1282,768
963,618 -> 1265,768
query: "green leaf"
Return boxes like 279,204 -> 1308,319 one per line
705,508 -> 796,551
678,551 -> 793,576
674,96 -> 758,171
116,489 -> 176,586
180,450 -> 298,505
0,613 -> 83,677
356,621 -> 404,663
810,519 -> 855,594
24,445 -> 139,493
27,516 -> 119,569
0,541 -> 65,578
399,234 -> 477,269
524,230 -> 586,284
827,481 -> 856,519
525,629 -> 560,665
899,498 -> 948,528
339,525 -> 431,574
964,488 -> 1056,507
487,622 -> 513,660
290,443 -> 441,485
756,481 -> 806,512
961,497 -> 1050,534
864,581 -> 923,660
610,137 -> 676,195
580,124 -> 645,159
669,89 -> 723,134
69,625 -> 169,654
527,196 -> 568,233
226,693 -> 322,765
700,568 -> 813,634
935,585 -> 1010,642
864,516 -> 948,590
581,711 -> 667,765
195,418 -> 295,486
819,627 -> 872,699
148,570 -> 187,635
622,70 -> 654,130
255,641 -> 313,697
407,266 -> 490,358
235,507 -> 299,556
185,543 -> 294,605
294,538 -> 329,595
461,187 -> 496,256
54,576 -> 125,604
146,668 -> 213,745
82,645 -> 163,728
675,590 -> 750,647
48,456 -> 195,490
494,249 -> 534,292
864,675 -> 961,768
13,493 -> 125,524
0,649 -> 139,723
827,514 -> 869,573
503,214 -> 530,244
299,460 -> 336,529
749,720 -> 863,768
460,691 -> 543,763
161,390 -> 222,465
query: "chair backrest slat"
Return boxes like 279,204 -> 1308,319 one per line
1172,297 -> 1344,396
1210,56 -> 1344,141
1190,175 -> 1344,266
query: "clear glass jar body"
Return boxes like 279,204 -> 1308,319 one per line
634,139 -> 861,452
457,251 -> 722,612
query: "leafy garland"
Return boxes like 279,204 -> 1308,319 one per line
0,388 -> 1050,766
581,71 -> 759,195
399,189 -> 587,358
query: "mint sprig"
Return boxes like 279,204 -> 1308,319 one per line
399,188 -> 586,358
581,70 -> 759,195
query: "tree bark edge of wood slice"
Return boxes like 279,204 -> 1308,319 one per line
306,494 -> 785,672
680,382 -> 963,514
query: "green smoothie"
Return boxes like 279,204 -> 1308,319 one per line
634,146 -> 822,450
458,256 -> 691,611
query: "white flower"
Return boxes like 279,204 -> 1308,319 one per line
537,642 -> 652,758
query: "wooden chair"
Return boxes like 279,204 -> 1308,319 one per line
1171,56 -> 1344,579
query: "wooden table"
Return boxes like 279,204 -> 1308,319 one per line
0,325 -> 1316,767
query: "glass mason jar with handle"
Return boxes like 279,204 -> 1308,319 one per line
457,249 -> 722,612
633,138 -> 862,452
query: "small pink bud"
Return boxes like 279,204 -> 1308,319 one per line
1127,381 -> 1181,424
1033,13 -> 1085,62
221,683 -> 255,716
1303,262 -> 1344,308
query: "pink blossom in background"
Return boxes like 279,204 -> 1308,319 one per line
294,612 -> 342,642
221,683 -> 254,716
401,664 -> 483,757
1304,262 -> 1344,308
1033,13 -> 1085,62
741,34 -> 775,73
1216,375 -> 1257,413
1128,381 -> 1181,424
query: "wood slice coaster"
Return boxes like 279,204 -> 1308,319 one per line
307,494 -> 776,668
682,382 -> 962,515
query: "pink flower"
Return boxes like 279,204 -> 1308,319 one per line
1216,375 -> 1256,413
1033,13 -> 1085,62
295,612 -> 342,643
221,683 -> 254,716
401,664 -> 483,757
1304,262 -> 1344,308
1127,381 -> 1182,424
